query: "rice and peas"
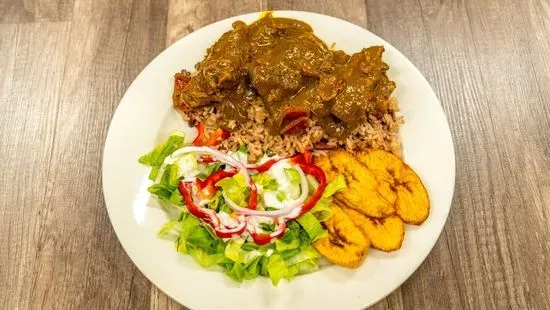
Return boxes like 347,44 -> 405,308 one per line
180,97 -> 403,162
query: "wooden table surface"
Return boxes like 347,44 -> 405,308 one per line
1,0 -> 549,309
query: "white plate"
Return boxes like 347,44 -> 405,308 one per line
102,11 -> 455,310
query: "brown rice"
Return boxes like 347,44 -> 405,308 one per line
180,97 -> 403,162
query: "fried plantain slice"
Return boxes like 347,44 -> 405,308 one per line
356,149 -> 430,225
313,203 -> 369,268
314,151 -> 396,218
342,206 -> 405,252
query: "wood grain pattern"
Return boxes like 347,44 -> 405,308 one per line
0,0 -> 168,309
166,0 -> 267,46
0,21 -> 71,310
269,0 -> 367,26
0,0 -> 74,23
1,0 -> 549,309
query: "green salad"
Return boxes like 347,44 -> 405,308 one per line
139,132 -> 346,285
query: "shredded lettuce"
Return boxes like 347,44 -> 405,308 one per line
148,166 -> 160,181
226,262 -> 245,282
266,254 -> 288,286
243,256 -> 262,280
146,156 -> 340,285
156,220 -> 180,237
186,227 -> 214,251
279,248 -> 301,260
284,245 -> 321,276
175,153 -> 199,178
287,220 -> 300,231
147,184 -> 175,201
225,239 -> 246,264
164,214 -> 323,284
244,250 -> 263,264
189,248 -> 226,267
215,173 -> 249,207
204,191 -> 233,214
252,172 -> 279,191
169,187 -> 183,203
205,163 -> 223,176
275,235 -> 300,252
284,168 -> 301,185
306,174 -> 319,192
276,191 -> 287,202
157,164 -> 180,186
139,134 -> 196,206
149,191 -> 183,208
310,198 -> 332,221
322,174 -> 347,198
285,245 -> 321,266
139,132 -> 185,167
293,260 -> 318,274
297,212 -> 327,241
259,222 -> 276,233
285,265 -> 300,280
303,173 -> 347,222
195,172 -> 208,180
206,191 -> 222,211
147,164 -> 184,205
217,197 -> 233,214
259,256 -> 270,277
175,214 -> 230,268
269,223 -> 322,281
176,215 -> 201,254
241,242 -> 259,251
279,223 -> 298,241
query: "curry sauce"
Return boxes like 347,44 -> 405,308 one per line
173,13 -> 395,140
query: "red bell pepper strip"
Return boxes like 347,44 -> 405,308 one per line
192,123 -> 206,146
178,181 -> 219,226
283,107 -> 309,121
280,116 -> 309,135
290,150 -> 312,166
178,181 -> 246,238
248,182 -> 258,210
293,163 -> 327,216
196,169 -> 237,198
250,218 -> 287,245
193,124 -> 229,146
303,149 -> 312,165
